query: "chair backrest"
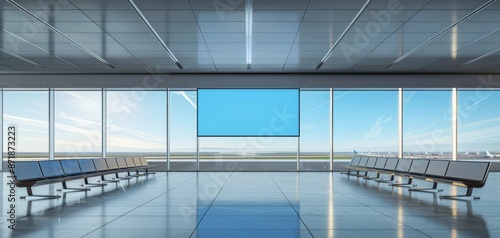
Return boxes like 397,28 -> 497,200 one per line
125,157 -> 136,168
93,158 -> 109,172
133,157 -> 142,167
374,157 -> 387,169
358,157 -> 369,167
14,161 -> 45,182
78,159 -> 97,174
116,157 -> 128,169
424,160 -> 449,178
140,157 -> 148,166
394,159 -> 412,173
350,156 -> 361,166
105,158 -> 119,170
60,159 -> 83,176
384,158 -> 398,171
445,161 -> 491,183
365,157 -> 378,168
39,160 -> 66,179
408,159 -> 430,175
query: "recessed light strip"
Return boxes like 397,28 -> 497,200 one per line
128,0 -> 183,70
246,0 -> 253,69
3,29 -> 80,69
461,47 -> 500,66
0,48 -> 44,67
7,0 -> 114,69
315,0 -> 372,70
387,0 -> 496,68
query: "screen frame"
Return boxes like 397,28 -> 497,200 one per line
196,88 -> 300,137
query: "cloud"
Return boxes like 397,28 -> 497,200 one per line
173,91 -> 197,109
303,100 -> 329,115
334,91 -> 351,101
462,95 -> 491,111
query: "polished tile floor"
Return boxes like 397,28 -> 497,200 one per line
1,171 -> 500,238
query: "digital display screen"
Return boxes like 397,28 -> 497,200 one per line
197,89 -> 299,137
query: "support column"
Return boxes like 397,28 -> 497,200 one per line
102,89 -> 107,158
398,88 -> 403,159
49,89 -> 55,160
330,88 -> 334,171
297,136 -> 300,171
166,89 -> 170,170
0,89 -> 3,170
452,88 -> 458,160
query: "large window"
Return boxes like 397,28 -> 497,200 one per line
300,90 -> 331,170
334,91 -> 398,158
458,90 -> 500,159
5,87 -> 494,171
55,91 -> 101,158
403,90 -> 452,159
169,90 -> 197,170
107,91 -> 166,159
3,91 -> 49,159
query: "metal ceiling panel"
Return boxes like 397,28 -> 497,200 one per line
1,0 -> 500,73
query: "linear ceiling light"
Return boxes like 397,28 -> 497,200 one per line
315,0 -> 372,70
386,0 -> 496,68
0,48 -> 44,67
461,47 -> 500,66
3,29 -> 79,69
246,0 -> 253,69
128,0 -> 183,70
7,0 -> 114,69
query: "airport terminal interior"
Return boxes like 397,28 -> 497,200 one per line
1,0 -> 500,237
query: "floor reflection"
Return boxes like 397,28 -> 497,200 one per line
1,172 -> 498,238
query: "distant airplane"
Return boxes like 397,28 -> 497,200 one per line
486,151 -> 500,158
353,150 -> 358,154
460,151 -> 500,159
431,152 -> 444,159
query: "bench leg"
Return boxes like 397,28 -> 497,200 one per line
127,171 -> 141,178
144,169 -> 156,176
409,182 -> 443,193
376,175 -> 395,183
363,172 -> 380,180
57,181 -> 91,192
82,177 -> 108,187
440,187 -> 480,200
340,169 -> 358,176
114,172 -> 133,180
136,169 -> 156,176
99,175 -> 120,183
389,177 -> 416,187
20,187 -> 60,200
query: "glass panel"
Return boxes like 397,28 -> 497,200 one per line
300,90 -> 330,171
3,91 -> 49,160
403,90 -> 452,159
107,91 -> 166,166
55,91 -> 101,158
169,91 -> 197,170
334,91 -> 398,159
458,90 -> 500,159
199,137 -> 298,171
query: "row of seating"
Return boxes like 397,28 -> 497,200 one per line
342,156 -> 491,199
12,157 -> 155,199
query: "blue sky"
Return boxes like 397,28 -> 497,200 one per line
2,89 -> 500,155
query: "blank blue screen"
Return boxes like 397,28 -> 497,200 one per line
198,89 -> 299,137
